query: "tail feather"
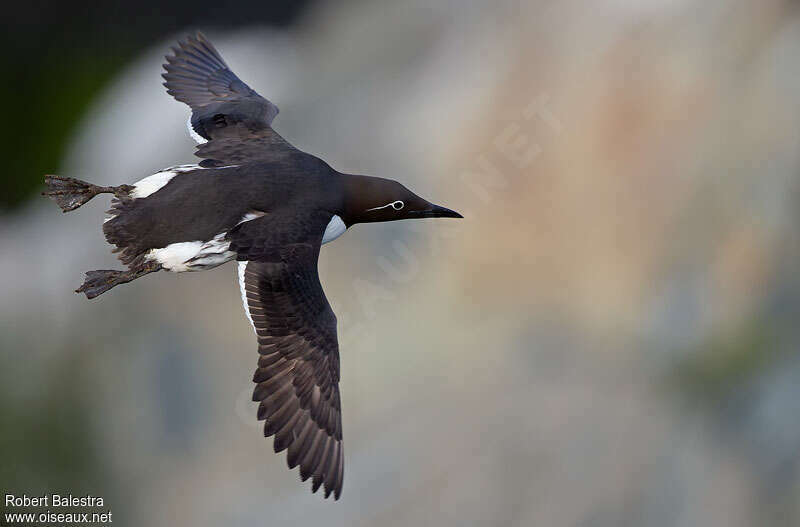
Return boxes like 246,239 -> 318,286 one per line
42,175 -> 105,212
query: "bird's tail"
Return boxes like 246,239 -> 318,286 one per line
42,175 -> 130,213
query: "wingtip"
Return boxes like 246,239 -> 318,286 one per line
273,435 -> 291,453
311,475 -> 323,493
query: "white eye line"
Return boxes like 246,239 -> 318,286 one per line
366,200 -> 404,212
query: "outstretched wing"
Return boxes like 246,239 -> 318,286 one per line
162,32 -> 279,143
232,213 -> 344,499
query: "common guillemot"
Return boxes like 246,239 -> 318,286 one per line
43,33 -> 461,500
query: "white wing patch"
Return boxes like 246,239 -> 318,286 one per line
187,117 -> 208,144
322,215 -> 347,245
238,261 -> 256,333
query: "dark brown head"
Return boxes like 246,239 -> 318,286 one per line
341,175 -> 462,226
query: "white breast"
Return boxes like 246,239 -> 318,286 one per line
322,215 -> 347,245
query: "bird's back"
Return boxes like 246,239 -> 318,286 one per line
103,159 -> 338,266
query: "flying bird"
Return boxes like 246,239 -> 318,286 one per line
43,33 -> 461,500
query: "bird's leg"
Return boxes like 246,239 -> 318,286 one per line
76,262 -> 162,299
43,175 -> 134,213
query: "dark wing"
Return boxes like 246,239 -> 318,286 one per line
233,213 -> 344,499
193,123 -> 298,167
162,32 -> 279,142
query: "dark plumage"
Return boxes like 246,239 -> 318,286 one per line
43,32 -> 461,500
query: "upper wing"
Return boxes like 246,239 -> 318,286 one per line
193,123 -> 298,167
162,32 -> 279,143
233,214 -> 344,499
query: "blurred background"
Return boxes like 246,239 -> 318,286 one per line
2,0 -> 800,525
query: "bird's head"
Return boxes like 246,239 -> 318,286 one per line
342,175 -> 462,226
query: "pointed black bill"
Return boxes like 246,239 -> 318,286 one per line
411,204 -> 463,219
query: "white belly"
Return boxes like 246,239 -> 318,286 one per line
146,234 -> 235,272
146,214 -> 345,272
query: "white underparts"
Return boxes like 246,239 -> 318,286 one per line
130,165 -> 199,199
147,241 -> 215,272
186,233 -> 237,270
145,236 -> 234,272
187,117 -> 208,144
322,215 -> 347,245
238,261 -> 256,333
128,164 -> 241,204
130,171 -> 177,199
144,213 -> 261,272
